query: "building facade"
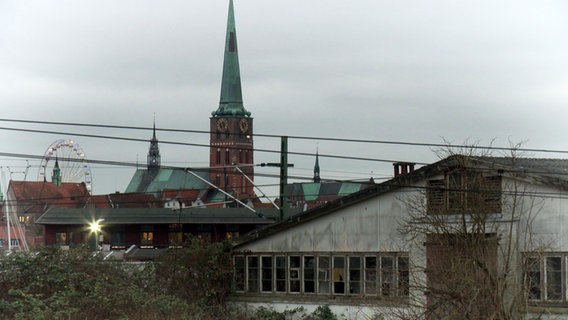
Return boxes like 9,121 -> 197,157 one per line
231,155 -> 568,319
37,207 -> 281,260
4,180 -> 90,250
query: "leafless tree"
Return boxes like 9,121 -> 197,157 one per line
391,141 -> 547,320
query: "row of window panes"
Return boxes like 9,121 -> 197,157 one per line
0,238 -> 21,247
54,231 -> 151,246
234,253 -> 409,297
525,254 -> 567,302
54,230 -> 221,247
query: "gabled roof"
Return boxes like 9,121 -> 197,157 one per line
86,193 -> 159,209
36,207 -> 279,225
472,157 -> 568,188
233,155 -> 568,248
7,181 -> 90,211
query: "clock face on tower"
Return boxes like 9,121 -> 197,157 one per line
216,118 -> 228,132
239,118 -> 249,133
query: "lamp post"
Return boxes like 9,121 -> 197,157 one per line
89,219 -> 104,252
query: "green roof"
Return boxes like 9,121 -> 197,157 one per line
291,181 -> 368,201
125,168 -> 210,194
338,182 -> 365,195
301,183 -> 321,201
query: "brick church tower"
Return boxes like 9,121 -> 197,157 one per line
210,0 -> 254,200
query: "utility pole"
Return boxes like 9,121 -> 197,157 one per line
260,136 -> 293,221
279,136 -> 289,221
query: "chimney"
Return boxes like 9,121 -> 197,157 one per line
393,162 -> 415,177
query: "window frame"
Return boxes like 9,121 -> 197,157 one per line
303,255 -> 316,294
364,255 -> 379,296
261,256 -> 273,293
348,255 -> 362,295
234,255 -> 246,292
233,252 -> 409,298
332,255 -> 346,295
525,253 -> 568,304
289,255 -> 302,293
275,255 -> 287,293
318,255 -> 331,294
247,256 -> 259,293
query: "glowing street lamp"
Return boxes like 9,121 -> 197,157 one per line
89,219 -> 104,251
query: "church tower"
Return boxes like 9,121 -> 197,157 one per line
147,121 -> 161,176
210,0 -> 254,200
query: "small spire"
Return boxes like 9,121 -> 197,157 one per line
52,157 -> 62,187
212,0 -> 250,117
152,113 -> 158,142
313,148 -> 321,183
152,116 -> 157,140
147,119 -> 161,175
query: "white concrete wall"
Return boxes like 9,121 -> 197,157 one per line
237,190 -> 412,253
515,181 -> 568,251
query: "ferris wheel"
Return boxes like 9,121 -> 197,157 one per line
38,139 -> 93,193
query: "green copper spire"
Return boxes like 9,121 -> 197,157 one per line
52,157 -> 62,187
212,0 -> 251,117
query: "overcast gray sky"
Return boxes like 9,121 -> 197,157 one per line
1,0 -> 567,197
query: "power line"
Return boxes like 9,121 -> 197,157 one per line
1,118 -> 568,155
0,125 -> 426,165
3,118 -> 568,197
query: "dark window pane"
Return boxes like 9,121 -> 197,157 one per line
261,256 -> 273,292
365,256 -> 378,295
318,256 -> 331,294
333,256 -> 345,294
546,257 -> 562,300
234,256 -> 245,291
304,256 -> 315,293
275,256 -> 286,292
398,256 -> 409,296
